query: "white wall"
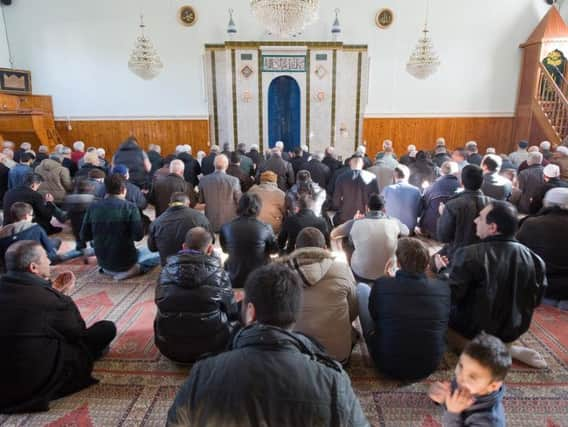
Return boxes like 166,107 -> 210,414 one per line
0,6 -> 11,68
0,0 -> 557,118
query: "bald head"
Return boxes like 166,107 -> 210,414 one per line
214,154 -> 229,171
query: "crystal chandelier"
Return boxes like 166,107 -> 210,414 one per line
128,15 -> 163,80
406,0 -> 440,79
250,0 -> 320,38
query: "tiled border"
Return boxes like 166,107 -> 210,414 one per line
231,49 -> 238,149
257,48 -> 264,152
206,41 -> 367,50
330,49 -> 338,147
211,50 -> 219,145
305,49 -> 311,150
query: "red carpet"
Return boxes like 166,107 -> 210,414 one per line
0,258 -> 567,426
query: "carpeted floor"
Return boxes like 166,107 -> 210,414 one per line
0,242 -> 567,426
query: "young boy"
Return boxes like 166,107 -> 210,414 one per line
428,332 -> 511,426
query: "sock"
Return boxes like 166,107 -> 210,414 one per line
510,345 -> 548,369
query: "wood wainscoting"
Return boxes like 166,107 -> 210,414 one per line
53,116 -> 515,159
363,116 -> 516,158
54,119 -> 211,157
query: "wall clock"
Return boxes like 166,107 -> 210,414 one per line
178,6 -> 197,27
376,9 -> 394,29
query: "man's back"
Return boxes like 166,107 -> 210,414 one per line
8,164 -> 31,189
437,190 -> 491,259
333,169 -> 379,225
199,171 -> 241,232
150,174 -> 190,217
166,324 -> 368,427
81,196 -> 143,272
148,205 -> 211,266
482,173 -> 512,201
257,156 -> 294,191
350,213 -> 408,280
449,236 -> 546,343
382,182 -> 422,232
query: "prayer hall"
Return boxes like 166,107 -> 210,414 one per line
0,0 -> 567,426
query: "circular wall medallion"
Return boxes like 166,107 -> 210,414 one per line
376,9 -> 394,29
178,6 -> 197,27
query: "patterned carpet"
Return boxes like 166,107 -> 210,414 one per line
0,255 -> 567,426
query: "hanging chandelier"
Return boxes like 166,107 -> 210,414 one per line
406,0 -> 440,79
250,0 -> 320,38
128,15 -> 163,80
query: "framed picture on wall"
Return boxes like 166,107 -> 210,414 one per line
0,68 -> 32,94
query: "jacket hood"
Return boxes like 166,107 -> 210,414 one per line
277,247 -> 334,287
161,252 -> 223,290
36,158 -> 62,173
0,220 -> 36,239
119,139 -> 140,151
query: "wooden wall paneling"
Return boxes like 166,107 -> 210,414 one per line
54,119 -> 211,158
363,117 -> 515,158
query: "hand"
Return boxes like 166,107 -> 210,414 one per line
44,193 -> 54,203
434,254 -> 449,272
353,210 -> 365,220
445,387 -> 475,414
384,257 -> 397,278
428,381 -> 451,405
53,271 -> 76,294
438,202 -> 445,216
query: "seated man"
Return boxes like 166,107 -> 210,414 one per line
278,194 -> 330,253
148,192 -> 212,266
331,194 -> 409,282
481,154 -> 512,201
0,202 -> 61,264
518,188 -> 568,309
166,263 -> 368,426
8,151 -> 33,190
0,241 -> 116,413
95,164 -> 148,211
3,173 -> 60,235
435,201 -> 548,368
220,193 -> 278,288
148,159 -> 193,217
81,173 -> 159,281
358,238 -> 450,380
382,164 -> 422,233
279,227 -> 358,364
155,227 -> 237,363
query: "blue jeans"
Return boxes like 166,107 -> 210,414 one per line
103,247 -> 160,275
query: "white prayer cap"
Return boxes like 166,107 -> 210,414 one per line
543,164 -> 560,178
556,146 -> 568,156
544,187 -> 568,210
540,141 -> 551,151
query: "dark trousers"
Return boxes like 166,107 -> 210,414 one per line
84,320 -> 117,359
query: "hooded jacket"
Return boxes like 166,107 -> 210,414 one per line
35,158 -> 73,203
155,250 -> 237,363
112,139 -> 148,188
166,324 -> 369,427
0,221 -> 57,263
278,247 -> 358,363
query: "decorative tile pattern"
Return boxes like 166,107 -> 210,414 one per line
314,64 -> 328,80
241,65 -> 254,79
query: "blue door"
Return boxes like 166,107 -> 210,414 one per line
268,76 -> 301,152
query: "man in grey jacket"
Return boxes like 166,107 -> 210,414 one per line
198,154 -> 241,232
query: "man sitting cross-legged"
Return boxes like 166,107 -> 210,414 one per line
358,237 -> 451,381
148,192 -> 212,266
154,227 -> 237,363
166,263 -> 369,427
0,241 -> 116,413
81,173 -> 159,281
0,202 -> 62,265
435,201 -> 548,368
278,227 -> 359,365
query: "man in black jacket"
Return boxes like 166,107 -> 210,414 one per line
435,201 -> 548,368
167,263 -> 369,427
255,147 -> 295,191
155,227 -> 236,363
0,241 -> 116,413
3,173 -> 60,235
148,192 -> 212,266
437,165 -> 491,260
220,193 -> 278,288
148,159 -> 194,217
200,145 -> 219,176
